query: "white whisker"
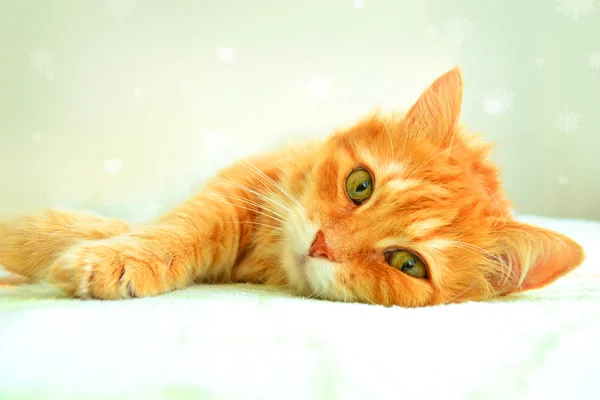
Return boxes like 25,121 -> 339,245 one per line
208,194 -> 286,225
226,221 -> 286,233
213,177 -> 297,217
208,192 -> 286,220
242,161 -> 306,211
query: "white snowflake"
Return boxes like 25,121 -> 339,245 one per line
425,26 -> 439,38
217,47 -> 236,64
198,130 -> 246,170
353,0 -> 365,9
556,110 -> 580,134
305,76 -> 331,98
556,0 -> 596,20
32,131 -> 42,143
534,57 -> 545,67
134,87 -> 144,98
589,50 -> 600,71
202,130 -> 231,151
443,16 -> 474,46
30,49 -> 53,71
104,158 -> 123,174
105,0 -> 135,20
557,175 -> 570,185
483,88 -> 514,117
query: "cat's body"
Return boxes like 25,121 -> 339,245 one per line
0,69 -> 585,306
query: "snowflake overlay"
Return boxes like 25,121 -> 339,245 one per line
425,26 -> 439,39
483,88 -> 515,117
104,158 -> 123,174
556,0 -> 597,20
105,0 -> 135,20
32,132 -> 42,144
443,16 -> 474,46
305,76 -> 331,98
202,130 -> 232,152
217,47 -> 236,64
353,0 -> 365,9
134,87 -> 145,98
557,175 -> 570,185
534,57 -> 545,67
589,51 -> 600,71
556,110 -> 580,134
30,48 -> 54,80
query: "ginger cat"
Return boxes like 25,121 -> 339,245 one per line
0,68 -> 585,307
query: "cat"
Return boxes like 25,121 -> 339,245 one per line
0,68 -> 585,307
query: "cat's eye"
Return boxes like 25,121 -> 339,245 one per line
345,168 -> 373,205
386,250 -> 428,279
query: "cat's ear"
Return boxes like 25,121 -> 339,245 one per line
404,67 -> 463,148
489,221 -> 585,294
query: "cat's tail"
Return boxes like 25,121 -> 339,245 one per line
0,209 -> 130,280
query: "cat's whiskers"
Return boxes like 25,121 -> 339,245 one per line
213,176 -> 297,217
239,163 -> 286,204
233,221 -> 285,233
212,208 -> 286,235
208,195 -> 286,225
241,161 -> 306,212
208,192 -> 286,220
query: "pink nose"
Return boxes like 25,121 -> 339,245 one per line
308,230 -> 336,261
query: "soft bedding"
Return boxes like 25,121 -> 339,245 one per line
0,214 -> 599,400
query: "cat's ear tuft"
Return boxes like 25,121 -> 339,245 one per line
489,221 -> 585,295
404,67 -> 463,148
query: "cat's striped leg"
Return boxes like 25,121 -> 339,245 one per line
0,209 -> 130,280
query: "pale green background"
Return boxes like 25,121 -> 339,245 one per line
1,0 -> 599,221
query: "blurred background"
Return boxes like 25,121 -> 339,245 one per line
0,0 -> 598,222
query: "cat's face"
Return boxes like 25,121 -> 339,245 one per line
280,68 -> 584,307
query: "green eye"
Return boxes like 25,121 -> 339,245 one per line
345,168 -> 373,205
386,250 -> 428,279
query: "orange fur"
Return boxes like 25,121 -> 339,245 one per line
0,68 -> 585,306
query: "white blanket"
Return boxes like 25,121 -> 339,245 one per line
1,215 -> 599,400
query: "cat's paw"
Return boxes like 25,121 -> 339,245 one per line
46,239 -> 173,300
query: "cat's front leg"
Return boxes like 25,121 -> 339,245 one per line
46,193 -> 253,299
45,232 -> 195,299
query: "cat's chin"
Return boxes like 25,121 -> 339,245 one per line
280,248 -> 312,295
282,247 -> 343,300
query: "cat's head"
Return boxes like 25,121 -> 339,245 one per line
281,67 -> 584,307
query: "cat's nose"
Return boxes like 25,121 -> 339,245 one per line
308,230 -> 337,262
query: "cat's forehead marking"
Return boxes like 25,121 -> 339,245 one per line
421,238 -> 454,252
385,178 -> 422,193
380,161 -> 407,177
352,145 -> 406,178
404,218 -> 448,239
374,219 -> 448,250
375,237 -> 412,250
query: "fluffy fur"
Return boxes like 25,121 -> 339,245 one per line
0,68 -> 585,307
